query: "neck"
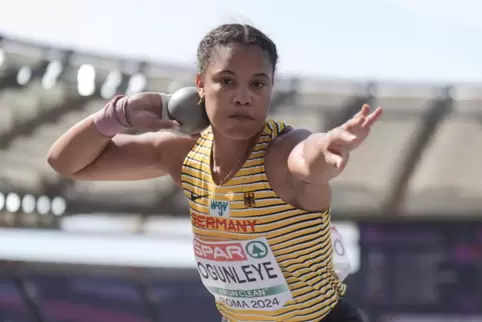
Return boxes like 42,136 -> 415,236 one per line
211,129 -> 259,184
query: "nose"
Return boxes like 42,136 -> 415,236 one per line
234,88 -> 252,106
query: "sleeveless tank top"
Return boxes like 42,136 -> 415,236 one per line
181,119 -> 346,321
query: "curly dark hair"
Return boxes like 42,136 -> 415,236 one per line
196,24 -> 278,76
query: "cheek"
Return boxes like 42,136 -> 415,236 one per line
206,93 -> 230,114
203,84 -> 221,115
205,80 -> 226,101
204,102 -> 217,119
204,100 -> 225,125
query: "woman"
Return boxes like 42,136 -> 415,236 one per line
48,24 -> 381,321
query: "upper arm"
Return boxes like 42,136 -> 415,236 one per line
70,131 -> 193,182
265,128 -> 331,211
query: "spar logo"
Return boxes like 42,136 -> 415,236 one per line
194,239 -> 248,262
245,241 -> 268,259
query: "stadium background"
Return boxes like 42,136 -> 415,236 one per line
0,30 -> 481,322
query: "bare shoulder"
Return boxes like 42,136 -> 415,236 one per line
152,131 -> 197,186
264,127 -> 331,211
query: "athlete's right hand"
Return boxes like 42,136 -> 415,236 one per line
125,92 -> 181,132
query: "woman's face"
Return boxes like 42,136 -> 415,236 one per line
196,43 -> 274,140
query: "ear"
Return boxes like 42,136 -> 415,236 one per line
196,74 -> 205,98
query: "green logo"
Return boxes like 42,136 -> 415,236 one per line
245,241 -> 268,259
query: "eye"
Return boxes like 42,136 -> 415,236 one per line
252,80 -> 266,88
220,78 -> 234,85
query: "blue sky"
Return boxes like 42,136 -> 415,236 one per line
0,0 -> 480,83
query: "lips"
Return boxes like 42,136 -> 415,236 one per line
228,114 -> 255,120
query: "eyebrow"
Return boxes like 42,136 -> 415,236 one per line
218,69 -> 270,79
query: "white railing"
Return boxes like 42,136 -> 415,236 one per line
0,219 -> 360,272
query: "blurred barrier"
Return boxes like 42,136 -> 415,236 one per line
0,228 -> 194,268
0,221 -> 360,272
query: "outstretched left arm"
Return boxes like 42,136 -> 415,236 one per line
288,104 -> 383,184
265,104 -> 382,209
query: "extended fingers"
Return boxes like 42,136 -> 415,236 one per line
328,128 -> 356,145
362,106 -> 383,128
346,104 -> 382,131
344,114 -> 365,131
355,104 -> 371,118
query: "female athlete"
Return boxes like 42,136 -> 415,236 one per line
48,24 -> 382,321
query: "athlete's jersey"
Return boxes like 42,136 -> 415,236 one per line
181,120 -> 346,321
